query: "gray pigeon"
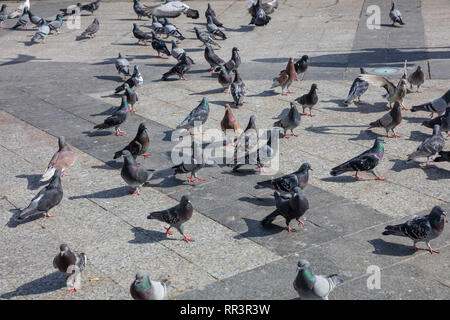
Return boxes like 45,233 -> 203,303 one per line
411,90 -> 450,118
274,102 -> 301,138
148,195 -> 194,242
422,108 -> 450,137
115,65 -> 143,93
229,115 -> 258,169
206,15 -> 226,40
218,68 -> 232,93
0,4 -> 7,27
93,95 -> 130,136
255,163 -> 312,195
344,67 -> 369,105
130,272 -> 169,300
194,27 -> 221,48
408,66 -> 425,93
204,44 -> 225,72
148,16 -> 165,37
120,150 -> 154,195
53,244 -> 87,292
368,101 -> 402,138
113,122 -> 150,160
389,2 -> 404,26
407,124 -> 445,167
18,169 -> 63,221
176,97 -> 209,133
162,18 -> 185,41
171,40 -> 185,61
230,70 -> 247,107
249,0 -> 271,26
28,10 -> 43,27
262,187 -> 309,232
12,7 -> 30,29
382,206 -> 447,254
31,19 -> 49,44
216,47 -> 241,73
133,23 -> 152,45
293,259 -> 343,300
48,14 -> 63,34
149,30 -> 171,57
133,0 -> 152,20
172,140 -> 206,183
162,53 -> 193,81
205,3 -> 223,27
124,83 -> 139,112
81,17 -> 99,38
115,53 -> 131,80
295,84 -> 318,117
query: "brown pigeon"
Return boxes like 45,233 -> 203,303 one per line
271,57 -> 296,96
408,66 -> 425,93
220,104 -> 242,146
41,136 -> 75,182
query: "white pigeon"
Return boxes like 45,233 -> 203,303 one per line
8,0 -> 30,19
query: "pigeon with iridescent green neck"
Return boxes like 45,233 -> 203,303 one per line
114,122 -> 150,160
411,90 -> 450,118
162,53 -> 193,81
41,136 -> 75,182
18,169 -> 63,221
48,14 -> 63,34
330,137 -> 385,181
0,5 -> 7,28
93,95 -> 130,136
120,150 -> 154,195
12,7 -> 30,29
204,44 -> 225,73
31,18 -> 49,44
176,97 -> 209,133
218,68 -> 232,93
115,53 -> 130,80
407,124 -> 445,167
293,259 -> 343,300
124,83 -> 138,112
130,272 -> 169,300
53,244 -> 87,293
27,9 -> 43,27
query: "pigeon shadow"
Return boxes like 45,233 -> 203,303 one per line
321,176 -> 360,183
379,24 -> 403,28
305,125 -> 369,137
15,174 -> 46,190
69,186 -> 131,200
234,217 -> 285,240
91,160 -> 122,171
0,272 -> 66,299
225,25 -> 254,33
238,196 -> 275,207
408,130 -> 429,142
190,87 -> 224,95
0,54 -> 52,66
210,100 -> 232,107
420,165 -> 450,180
323,102 -> 388,114
75,35 -> 92,41
403,116 -> 428,124
129,226 -> 178,244
146,168 -> 186,189
94,75 -> 124,82
184,48 -> 203,53
389,158 -> 417,172
321,98 -> 347,107
7,208 -> 45,227
367,239 -> 415,257
90,106 -> 117,116
111,42 -> 145,47
82,130 -> 113,137
247,90 -> 279,98
146,63 -> 173,68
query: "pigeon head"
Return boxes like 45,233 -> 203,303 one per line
301,55 -> 308,61
135,271 -> 148,281
297,259 -> 310,270
201,96 -> 209,108
300,163 -> 313,172
442,89 -> 450,103
138,122 -> 147,133
56,14 -> 63,20
1,4 -> 7,11
57,136 -> 67,149
430,206 -> 447,225
310,83 -> 318,92
232,47 -> 239,52
416,66 -> 422,72
171,39 -> 178,48
49,169 -> 63,186
121,150 -> 134,162
133,23 -> 138,29
194,27 -> 200,34
118,52 -> 124,58
432,124 -> 441,135
180,195 -> 191,204
93,18 -> 99,24
206,15 -> 213,23
23,7 -> 29,14
59,244 -> 69,256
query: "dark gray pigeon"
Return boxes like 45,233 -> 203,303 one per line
194,27 -> 220,48
255,163 -> 312,195
176,97 -> 209,133
216,47 -> 241,73
133,0 -> 152,20
124,83 -> 139,112
93,95 -> 130,136
27,10 -> 43,27
162,53 -> 193,81
293,259 -> 343,300
148,195 -> 194,242
295,84 -> 318,117
294,55 -> 308,81
130,272 -> 169,300
218,68 -> 232,93
330,137 -> 385,181
205,3 -> 223,27
230,70 -> 247,107
81,17 -> 99,38
0,4 -> 7,27
149,30 -> 171,57
18,169 -> 63,221
262,187 -> 309,232
274,102 -> 301,138
204,44 -> 225,72
115,65 -> 143,93
421,108 -> 450,137
133,23 -> 152,45
344,67 -> 369,105
407,124 -> 445,167
172,140 -> 206,182
79,0 -> 101,15
229,115 -> 258,169
115,53 -> 131,80
368,101 -> 402,138
249,0 -> 271,26
383,206 -> 447,254
114,122 -> 150,160
12,7 -> 30,29
120,150 -> 154,195
411,90 -> 450,118
206,15 -> 226,40
53,244 -> 87,292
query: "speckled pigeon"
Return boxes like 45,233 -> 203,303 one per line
120,150 -> 154,195
411,90 -> 450,118
93,95 -> 130,136
408,66 -> 424,93
230,70 -> 247,107
114,122 -> 150,160
130,272 -> 169,300
274,102 -> 301,138
368,101 -> 402,138
53,244 -> 87,292
256,163 -> 312,195
383,206 -> 447,254
194,27 -> 221,48
344,67 -> 369,105
161,18 -> 185,42
115,65 -> 143,93
358,75 -> 407,110
204,44 -> 225,72
206,15 -> 226,40
41,136 -> 75,182
249,0 -> 271,26
407,124 -> 445,167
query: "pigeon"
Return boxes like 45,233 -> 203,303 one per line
161,18 -> 185,42
171,40 -> 186,61
293,259 -> 343,300
295,84 -> 318,117
79,0 -> 101,15
408,66 -> 425,93
221,104 -> 242,146
48,14 -> 63,34
133,23 -> 152,45
293,55 -> 308,81
18,170 -> 63,221
205,3 -> 223,27
120,150 -> 154,195
115,65 -> 143,93
148,195 -> 194,242
359,74 -> 408,110
411,90 -> 450,118
41,136 -> 76,182
114,122 -> 150,160
133,0 -> 152,20
176,97 -> 210,133
53,244 -> 87,292
344,67 -> 369,105
383,206 -> 447,254
194,27 -> 221,48
206,15 -> 226,40
422,108 -> 450,137
124,83 -> 139,112
0,5 -> 7,28
12,7 -> 30,29
31,19 -> 49,44
115,53 -> 131,80
271,57 -> 296,95
274,102 -> 301,138
407,124 -> 445,167
172,140 -> 206,183
256,163 -> 312,195
229,115 -> 258,167
204,44 -> 225,72
59,3 -> 81,17
148,16 -> 165,37
230,70 -> 247,107
389,2 -> 404,26
93,95 -> 130,136
249,0 -> 271,26
216,47 -> 241,73
162,53 -> 193,81
130,272 -> 169,300
330,137 -> 385,181
81,17 -> 99,38
368,101 -> 402,138
27,9 -> 42,27
434,151 -> 450,162
146,1 -> 199,19
247,0 -> 278,15
218,68 -> 232,93
7,0 -> 29,19
262,187 -> 309,232
149,30 -> 171,57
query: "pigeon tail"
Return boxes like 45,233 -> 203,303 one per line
261,209 -> 280,226
382,224 -> 407,237
41,166 -> 56,182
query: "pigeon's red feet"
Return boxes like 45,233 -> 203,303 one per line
412,245 -> 419,252
188,177 -> 195,183
283,135 -> 290,139
295,77 -> 299,81
393,134 -> 400,138
401,106 -> 409,111
309,113 -> 314,117
129,189 -> 140,196
428,247 -> 439,254
287,90 -> 294,94
130,109 -> 136,113
354,173 -> 362,181
286,226 -> 296,232
429,113 -> 434,118
387,134 -> 394,138
416,91 -> 422,93
68,286 -> 77,292
165,227 -> 173,235
291,133 -> 299,137
301,111 -> 307,115
196,177 -> 206,181
298,220 -> 304,226
183,235 -> 194,242
181,77 -> 187,80
281,92 -> 287,96
376,176 -> 385,181
142,154 -> 151,158
258,166 -> 269,173
46,213 -> 55,218
223,89 -> 229,93
115,130 -> 126,136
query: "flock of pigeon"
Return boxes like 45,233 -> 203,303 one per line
2,0 -> 449,300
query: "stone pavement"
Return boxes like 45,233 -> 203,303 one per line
0,0 -> 449,300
